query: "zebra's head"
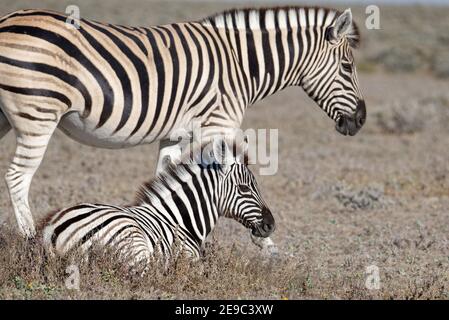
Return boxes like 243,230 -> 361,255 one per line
204,137 -> 275,238
301,9 -> 366,136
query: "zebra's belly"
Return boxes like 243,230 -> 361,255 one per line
58,112 -> 155,149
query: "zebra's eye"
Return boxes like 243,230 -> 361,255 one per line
238,185 -> 251,193
342,63 -> 352,73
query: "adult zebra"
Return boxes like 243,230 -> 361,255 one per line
42,138 -> 275,263
0,6 -> 366,237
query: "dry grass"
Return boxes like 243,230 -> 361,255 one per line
0,226 -> 303,300
0,226 -> 447,300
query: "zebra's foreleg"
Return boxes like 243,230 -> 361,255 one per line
5,123 -> 58,237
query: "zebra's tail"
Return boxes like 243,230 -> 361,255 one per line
39,208 -> 63,257
42,228 -> 56,257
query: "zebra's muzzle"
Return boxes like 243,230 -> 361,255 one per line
336,100 -> 366,136
251,223 -> 275,238
251,208 -> 275,238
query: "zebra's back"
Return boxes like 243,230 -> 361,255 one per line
0,9 -> 222,146
42,202 -> 200,261
42,203 -> 151,260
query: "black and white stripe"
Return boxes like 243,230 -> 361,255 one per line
42,139 -> 275,262
0,6 -> 365,237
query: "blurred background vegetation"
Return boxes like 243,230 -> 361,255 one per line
352,5 -> 449,78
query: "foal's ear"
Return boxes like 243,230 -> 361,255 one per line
235,134 -> 249,164
327,8 -> 353,44
212,136 -> 232,165
199,136 -> 231,167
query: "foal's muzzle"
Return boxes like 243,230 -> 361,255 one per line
336,100 -> 366,136
251,208 -> 276,238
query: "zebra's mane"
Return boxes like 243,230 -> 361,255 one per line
200,6 -> 360,48
135,140 -> 246,206
135,162 -> 206,206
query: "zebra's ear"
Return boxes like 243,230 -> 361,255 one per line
235,134 -> 249,164
211,136 -> 232,166
327,9 -> 353,44
200,136 -> 231,167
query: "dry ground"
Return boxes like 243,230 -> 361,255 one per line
0,1 -> 448,299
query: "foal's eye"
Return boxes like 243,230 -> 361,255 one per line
342,63 -> 352,73
238,185 -> 251,193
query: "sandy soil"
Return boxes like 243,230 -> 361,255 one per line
0,1 -> 448,299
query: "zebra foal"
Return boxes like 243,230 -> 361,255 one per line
41,138 -> 275,262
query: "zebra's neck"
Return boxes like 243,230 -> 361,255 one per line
201,7 -> 338,105
136,163 -> 222,247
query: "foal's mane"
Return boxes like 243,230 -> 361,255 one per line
135,139 -> 247,206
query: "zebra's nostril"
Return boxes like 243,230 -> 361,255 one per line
337,117 -> 345,128
336,116 -> 348,135
358,116 -> 365,127
263,223 -> 275,233
356,100 -> 367,128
